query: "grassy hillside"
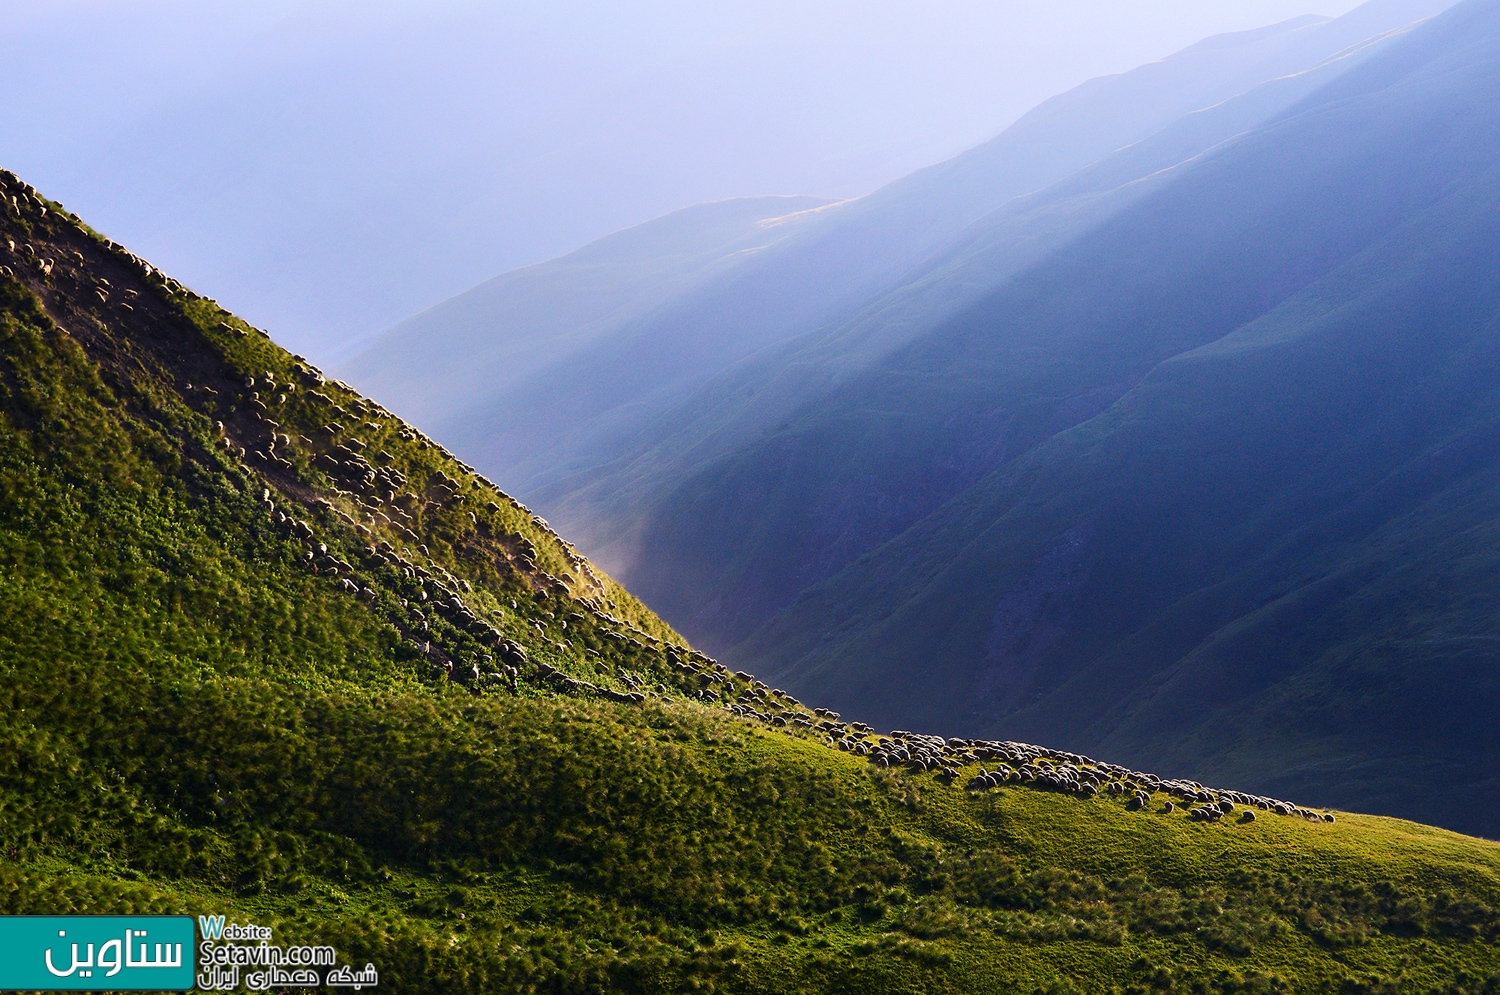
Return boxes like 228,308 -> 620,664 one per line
4,176 -> 1500,993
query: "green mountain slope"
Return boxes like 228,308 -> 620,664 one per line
4,176 -> 1500,993
703,0 -> 1500,839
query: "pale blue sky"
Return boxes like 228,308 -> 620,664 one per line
0,1 -> 1363,361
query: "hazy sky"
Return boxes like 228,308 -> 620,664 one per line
0,0 -> 1364,362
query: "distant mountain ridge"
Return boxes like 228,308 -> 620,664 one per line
343,195 -> 835,439
547,3 -> 1445,645
720,0 -> 1500,838
345,0 -> 1456,499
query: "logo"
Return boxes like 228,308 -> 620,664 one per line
0,916 -> 195,990
0,914 -> 377,991
195,916 -> 377,991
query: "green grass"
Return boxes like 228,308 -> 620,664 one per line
1,174 -> 1500,992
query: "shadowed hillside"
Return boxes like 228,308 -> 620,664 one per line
563,1 -> 1441,649
695,0 -> 1500,840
